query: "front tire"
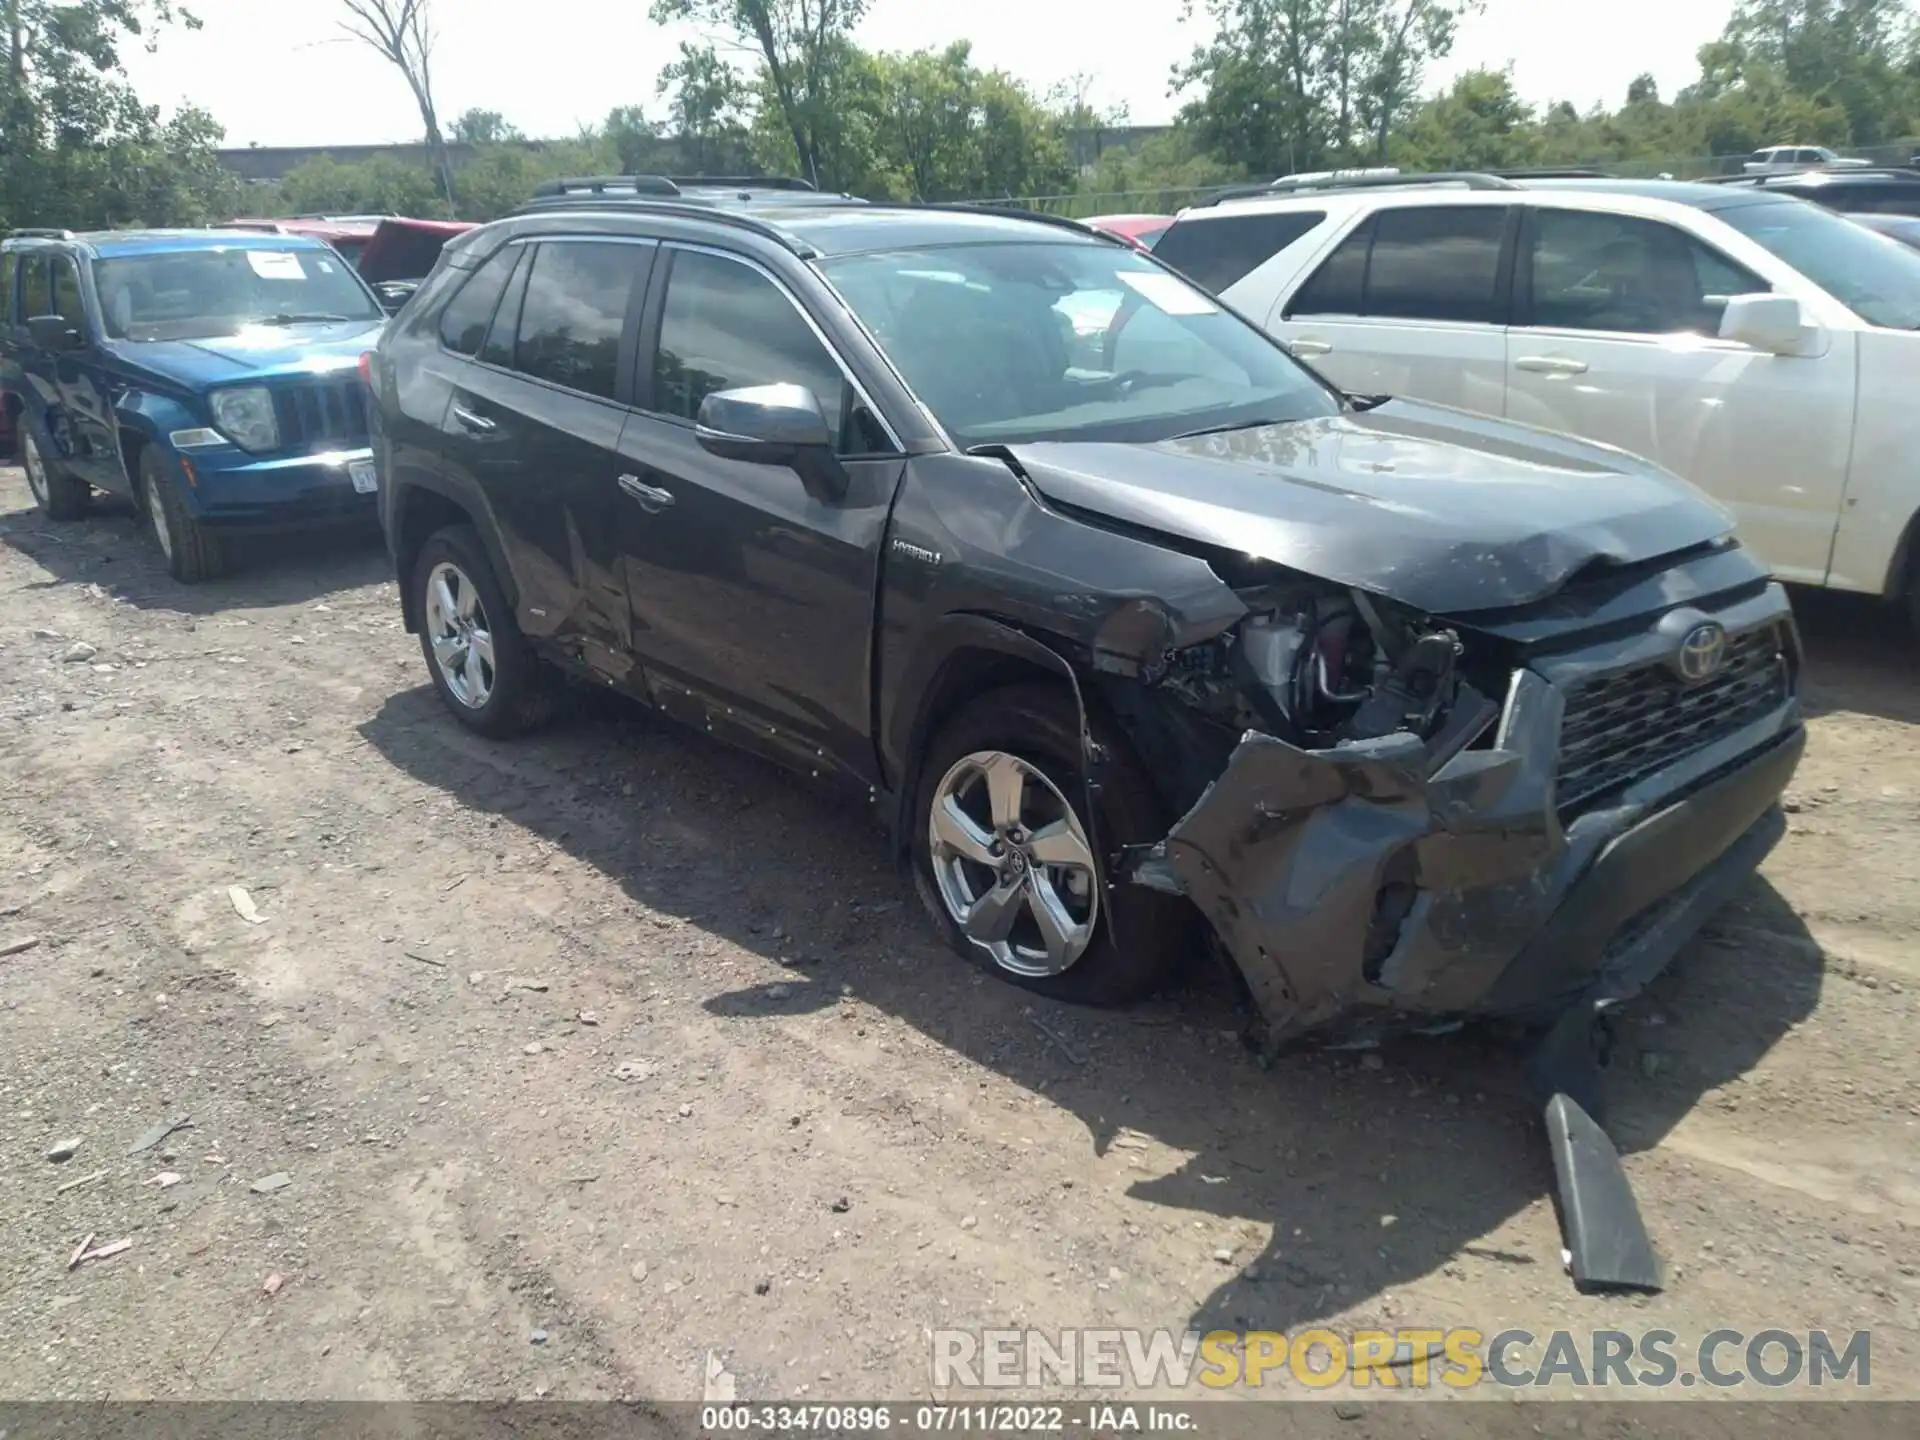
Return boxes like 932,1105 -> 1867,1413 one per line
21,422 -> 90,521
412,523 -> 554,738
910,683 -> 1189,1007
139,447 -> 225,583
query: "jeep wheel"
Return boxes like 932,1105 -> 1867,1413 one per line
21,425 -> 90,521
139,448 -> 225,583
911,684 -> 1189,1007
413,524 -> 554,738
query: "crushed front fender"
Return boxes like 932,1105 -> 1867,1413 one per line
1138,670 -> 1804,1049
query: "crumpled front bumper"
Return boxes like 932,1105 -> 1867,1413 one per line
1139,617 -> 1805,1048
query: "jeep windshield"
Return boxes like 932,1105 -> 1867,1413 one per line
1718,198 -> 1920,330
92,246 -> 382,341
819,241 -> 1339,449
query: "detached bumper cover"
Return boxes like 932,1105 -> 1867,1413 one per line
1148,665 -> 1804,1045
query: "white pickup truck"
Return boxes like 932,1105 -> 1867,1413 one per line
1743,145 -> 1870,174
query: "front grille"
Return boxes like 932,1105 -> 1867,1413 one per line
1555,625 -> 1788,817
272,378 -> 368,453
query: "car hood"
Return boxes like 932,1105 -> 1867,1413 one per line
115,320 -> 386,387
1002,399 -> 1735,614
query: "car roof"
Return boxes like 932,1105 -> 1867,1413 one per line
5,228 -> 345,259
1180,175 -> 1790,223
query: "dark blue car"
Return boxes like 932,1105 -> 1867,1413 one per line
0,228 -> 388,581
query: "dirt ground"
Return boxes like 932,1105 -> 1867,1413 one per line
0,462 -> 1915,1412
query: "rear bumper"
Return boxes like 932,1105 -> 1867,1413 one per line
175,446 -> 377,530
1140,596 -> 1805,1047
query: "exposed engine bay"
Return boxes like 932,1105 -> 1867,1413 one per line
1143,581 -> 1494,757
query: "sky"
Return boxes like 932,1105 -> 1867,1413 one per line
119,0 -> 1740,149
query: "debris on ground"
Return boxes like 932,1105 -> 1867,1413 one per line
126,1117 -> 191,1156
59,642 -> 97,663
67,1235 -> 130,1269
1,935 -> 42,958
227,887 -> 267,925
55,1169 -> 108,1195
249,1172 -> 292,1194
613,1061 -> 657,1082
141,1171 -> 184,1189
1028,1013 -> 1090,1066
44,1137 -> 80,1163
262,1273 -> 285,1297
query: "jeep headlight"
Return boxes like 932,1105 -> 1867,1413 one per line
209,386 -> 279,453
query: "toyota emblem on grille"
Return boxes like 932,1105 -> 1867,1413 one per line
1674,621 -> 1728,683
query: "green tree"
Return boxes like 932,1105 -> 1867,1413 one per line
336,0 -> 455,208
449,107 -> 522,145
603,104 -> 659,173
277,154 -> 447,216
655,41 -> 752,173
649,0 -> 869,188
0,1 -> 242,230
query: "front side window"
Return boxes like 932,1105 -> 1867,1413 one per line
51,258 -> 85,329
19,256 -> 51,321
1717,197 -> 1920,330
439,244 -> 519,357
821,239 -> 1338,450
510,241 -> 644,400
91,246 -> 382,341
1524,209 -> 1766,335
653,248 -> 855,449
1153,210 -> 1326,293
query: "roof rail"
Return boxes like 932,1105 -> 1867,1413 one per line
532,175 -> 683,198
508,194 -> 822,257
1188,170 -> 1520,208
667,175 -> 817,192
1492,167 -> 1611,179
6,228 -> 75,241
905,202 -> 1125,244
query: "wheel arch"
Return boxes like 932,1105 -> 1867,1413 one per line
391,478 -> 519,634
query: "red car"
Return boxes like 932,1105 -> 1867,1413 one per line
1082,213 -> 1173,251
216,215 -> 476,309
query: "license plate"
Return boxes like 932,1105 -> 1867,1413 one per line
349,459 -> 378,494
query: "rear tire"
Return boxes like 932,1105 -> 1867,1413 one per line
139,447 -> 225,583
412,523 -> 555,738
910,683 -> 1190,1007
21,421 -> 90,521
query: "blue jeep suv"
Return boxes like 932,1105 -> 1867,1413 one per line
0,228 -> 388,581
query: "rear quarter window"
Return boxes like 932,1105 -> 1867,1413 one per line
1153,210 -> 1327,294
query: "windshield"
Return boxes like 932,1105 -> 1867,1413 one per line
92,246 -> 382,341
819,241 -> 1338,448
1719,198 -> 1920,329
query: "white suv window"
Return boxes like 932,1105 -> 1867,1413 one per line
1288,206 -> 1509,324
1522,209 -> 1767,336
1153,209 -> 1327,293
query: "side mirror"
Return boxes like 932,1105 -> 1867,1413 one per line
1718,293 -> 1805,353
375,281 -> 414,314
695,383 -> 847,501
27,314 -> 83,352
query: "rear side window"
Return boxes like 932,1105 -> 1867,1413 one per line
510,241 -> 647,400
1287,221 -> 1370,315
439,245 -> 519,356
1153,210 -> 1326,293
1363,207 -> 1508,323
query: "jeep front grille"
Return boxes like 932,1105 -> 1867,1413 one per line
1555,625 -> 1789,817
272,378 -> 369,453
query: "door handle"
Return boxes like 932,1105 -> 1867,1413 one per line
1288,338 -> 1333,357
1514,355 -> 1589,376
451,403 -> 496,433
618,473 -> 675,513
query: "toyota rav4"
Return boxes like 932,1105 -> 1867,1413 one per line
365,190 -> 1805,1076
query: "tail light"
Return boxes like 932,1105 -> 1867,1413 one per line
358,351 -> 374,388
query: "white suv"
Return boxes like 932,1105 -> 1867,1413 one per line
1743,145 -> 1867,173
1151,175 -> 1920,615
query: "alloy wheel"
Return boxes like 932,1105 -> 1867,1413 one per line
145,477 -> 175,562
22,432 -> 48,508
927,749 -> 1100,977
424,560 -> 496,709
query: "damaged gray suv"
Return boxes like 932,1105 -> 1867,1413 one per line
370,194 -> 1804,1266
